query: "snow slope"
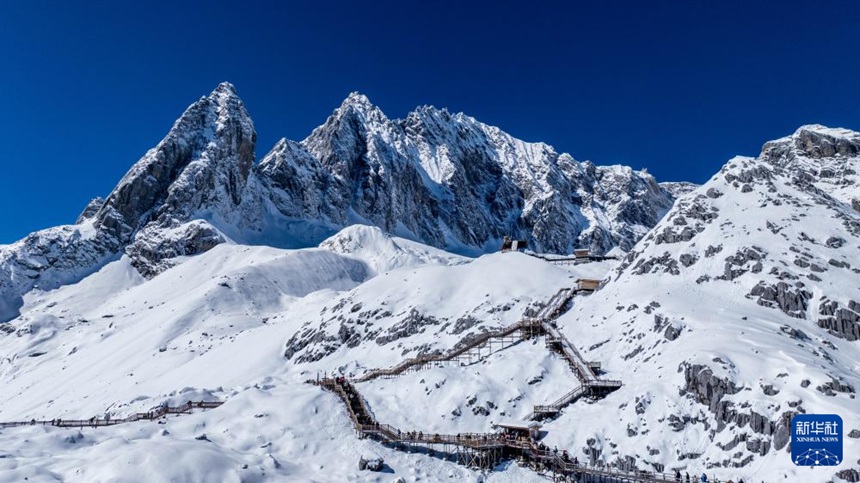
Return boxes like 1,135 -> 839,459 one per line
0,243 -> 368,420
0,382 -> 505,483
318,224 -> 468,275
0,225 -> 614,482
0,224 -> 467,419
282,251 -> 603,371
543,125 -> 860,482
359,341 -> 579,434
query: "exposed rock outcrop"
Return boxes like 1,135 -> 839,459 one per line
748,281 -> 811,319
75,197 -> 104,223
818,298 -> 860,341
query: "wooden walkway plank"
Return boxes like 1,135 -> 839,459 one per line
0,401 -> 223,429
312,290 -> 648,480
355,288 -> 621,423
313,377 -> 673,482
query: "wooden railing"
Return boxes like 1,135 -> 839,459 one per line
356,318 -> 546,382
544,322 -> 598,383
356,288 -> 578,383
0,400 -> 223,429
315,377 -> 675,482
353,288 -> 622,425
527,253 -> 618,266
533,385 -> 588,414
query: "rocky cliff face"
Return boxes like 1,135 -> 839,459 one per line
1,83 -> 682,323
558,124 -> 860,479
94,82 -> 257,275
760,124 -> 860,211
659,181 -> 698,199
262,94 -> 678,255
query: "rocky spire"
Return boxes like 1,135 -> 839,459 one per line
301,92 -> 396,176
94,82 -> 256,241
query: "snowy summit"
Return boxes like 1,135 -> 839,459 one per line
0,83 -> 858,483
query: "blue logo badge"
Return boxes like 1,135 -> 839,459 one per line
791,414 -> 843,466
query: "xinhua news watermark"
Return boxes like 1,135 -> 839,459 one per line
791,414 -> 843,467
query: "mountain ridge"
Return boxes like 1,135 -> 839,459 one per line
0,108 -> 858,481
0,82 -> 685,322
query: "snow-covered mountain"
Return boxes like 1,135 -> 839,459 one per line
1,82 -> 858,482
0,225 -> 602,482
548,124 -> 860,481
0,83 -> 681,324
265,125 -> 860,482
0,83 -> 258,323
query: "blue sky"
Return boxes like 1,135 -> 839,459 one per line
1,1 -> 858,243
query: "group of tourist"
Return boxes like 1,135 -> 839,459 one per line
675,470 -> 746,483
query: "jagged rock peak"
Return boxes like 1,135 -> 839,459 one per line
762,124 -> 860,161
340,91 -> 374,110
312,91 -> 391,130
756,125 -> 859,208
212,81 -> 238,96
302,91 -> 398,180
94,82 -> 256,239
324,91 -> 391,128
405,104 -> 457,123
796,123 -> 858,138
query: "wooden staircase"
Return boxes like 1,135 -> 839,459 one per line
356,313 -> 550,382
314,376 -> 674,482
356,288 -> 579,383
353,288 -> 622,423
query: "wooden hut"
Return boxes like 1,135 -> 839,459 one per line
573,249 -> 590,259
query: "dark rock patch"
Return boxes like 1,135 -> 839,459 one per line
748,281 -> 811,319
826,236 -> 846,249
818,299 -> 860,341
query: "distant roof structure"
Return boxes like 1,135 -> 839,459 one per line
493,420 -> 542,431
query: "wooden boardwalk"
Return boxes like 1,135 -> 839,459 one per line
0,401 -> 223,429
314,377 -> 675,482
356,288 -> 621,420
355,317 -> 544,383
307,290 -> 671,480
528,253 -> 619,266
357,288 -> 583,383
